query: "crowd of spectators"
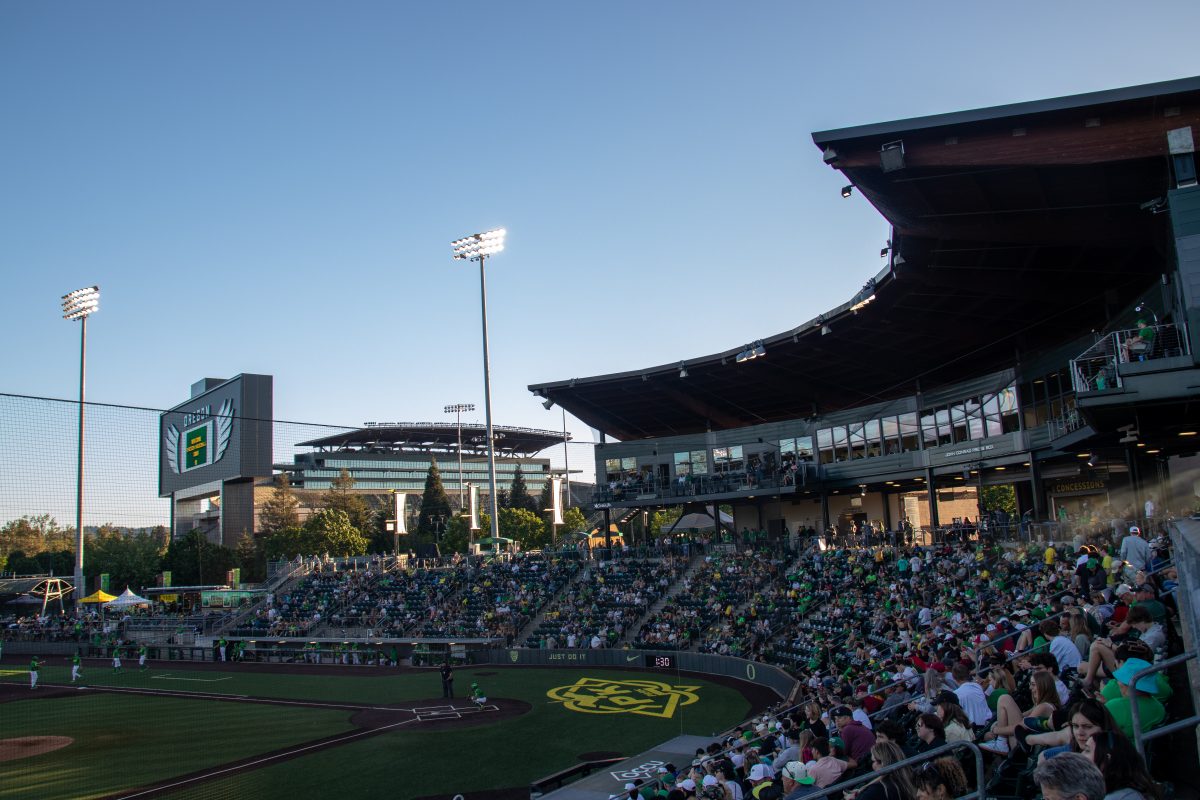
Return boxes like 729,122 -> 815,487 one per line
603,519 -> 1183,800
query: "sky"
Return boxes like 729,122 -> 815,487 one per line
3,1 -> 1200,500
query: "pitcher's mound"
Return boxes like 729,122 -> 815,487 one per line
0,736 -> 73,762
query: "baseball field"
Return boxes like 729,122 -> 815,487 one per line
0,656 -> 768,799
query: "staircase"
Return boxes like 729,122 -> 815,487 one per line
622,551 -> 705,644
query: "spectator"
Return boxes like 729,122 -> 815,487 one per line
912,757 -> 968,800
1033,752 -> 1107,800
848,741 -> 915,800
914,714 -> 946,754
1119,527 -> 1150,574
831,705 -> 875,770
779,762 -> 820,800
950,664 -> 992,727
807,738 -> 847,788
1086,727 -> 1161,800
1103,658 -> 1165,740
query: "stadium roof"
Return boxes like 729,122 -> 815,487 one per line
530,77 -> 1199,441
296,422 -> 568,458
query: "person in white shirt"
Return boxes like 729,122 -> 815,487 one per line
1041,618 -> 1082,672
950,664 -> 993,727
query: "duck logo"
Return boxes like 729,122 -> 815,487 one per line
165,399 -> 235,474
546,677 -> 699,718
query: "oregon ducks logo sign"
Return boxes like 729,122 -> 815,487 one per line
509,650 -> 519,663
547,677 -> 699,718
165,398 -> 235,474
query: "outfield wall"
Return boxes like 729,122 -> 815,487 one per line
486,648 -> 797,700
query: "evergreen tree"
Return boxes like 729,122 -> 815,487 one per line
418,457 -> 453,538
234,531 -> 265,583
322,468 -> 373,534
539,478 -> 556,514
508,464 -> 536,513
305,509 -> 368,557
259,474 -> 300,534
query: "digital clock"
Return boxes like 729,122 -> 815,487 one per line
645,654 -> 675,669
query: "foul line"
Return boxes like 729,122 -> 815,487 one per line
150,676 -> 233,683
112,716 -> 422,800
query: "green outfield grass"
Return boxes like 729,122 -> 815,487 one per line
1,662 -> 753,799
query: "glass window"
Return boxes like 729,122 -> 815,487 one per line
950,403 -> 969,443
899,412 -> 919,452
713,445 -> 743,473
674,451 -> 692,476
864,419 -> 881,458
779,438 -> 795,455
983,394 -> 1003,437
881,417 -> 900,455
831,426 -> 849,462
921,411 -> 938,449
796,436 -> 814,460
690,450 -> 708,475
935,407 -> 953,446
848,422 -> 866,460
817,428 -> 834,465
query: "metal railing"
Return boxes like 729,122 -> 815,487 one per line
1129,651 -> 1197,756
804,740 -> 986,800
1070,322 -> 1190,393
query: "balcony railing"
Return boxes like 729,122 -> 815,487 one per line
1069,322 -> 1189,393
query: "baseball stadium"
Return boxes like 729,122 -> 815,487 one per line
4,77 -> 1200,800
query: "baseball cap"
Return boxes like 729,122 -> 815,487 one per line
625,783 -> 637,791
1129,526 -> 1141,535
783,761 -> 816,785
1115,584 -> 1134,597
830,705 -> 852,718
748,764 -> 769,781
678,779 -> 696,791
702,775 -> 719,787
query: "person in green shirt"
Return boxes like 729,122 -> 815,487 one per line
1103,658 -> 1165,740
30,656 -> 40,690
71,650 -> 83,682
138,644 -> 148,670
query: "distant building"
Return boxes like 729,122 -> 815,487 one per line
276,422 -> 566,512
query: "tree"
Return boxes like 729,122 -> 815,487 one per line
507,465 -> 536,513
259,526 -> 320,561
304,509 -> 368,558
322,469 -> 374,534
0,514 -> 71,559
259,474 -> 301,534
561,507 -> 587,534
165,530 -> 236,586
87,530 -> 166,592
418,457 -> 453,538
981,484 -> 1018,516
498,507 -> 547,550
234,531 -> 265,583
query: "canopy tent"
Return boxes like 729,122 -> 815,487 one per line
104,588 -> 152,608
667,510 -> 733,533
80,589 -> 117,604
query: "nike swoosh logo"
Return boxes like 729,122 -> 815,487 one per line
626,655 -> 639,662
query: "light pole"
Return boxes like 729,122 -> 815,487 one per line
451,228 -> 505,550
443,403 -> 475,513
62,286 -> 99,609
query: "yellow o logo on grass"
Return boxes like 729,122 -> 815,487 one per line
547,677 -> 700,718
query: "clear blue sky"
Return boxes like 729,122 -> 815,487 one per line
4,0 -> 1199,456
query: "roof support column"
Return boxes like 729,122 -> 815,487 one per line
925,467 -> 939,536
1029,459 -> 1044,522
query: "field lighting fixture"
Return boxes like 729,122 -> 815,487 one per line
735,340 -> 766,363
443,403 -> 475,515
61,285 -> 99,609
450,228 -> 507,551
542,398 -> 554,410
678,362 -> 689,378
841,185 -> 853,198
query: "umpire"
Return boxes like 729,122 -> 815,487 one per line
441,661 -> 454,698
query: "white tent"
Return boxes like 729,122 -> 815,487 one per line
104,588 -> 152,608
667,510 -> 733,532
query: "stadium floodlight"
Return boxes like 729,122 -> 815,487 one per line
61,285 -> 99,610
443,403 -> 475,521
451,228 -> 506,261
450,229 -> 507,553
